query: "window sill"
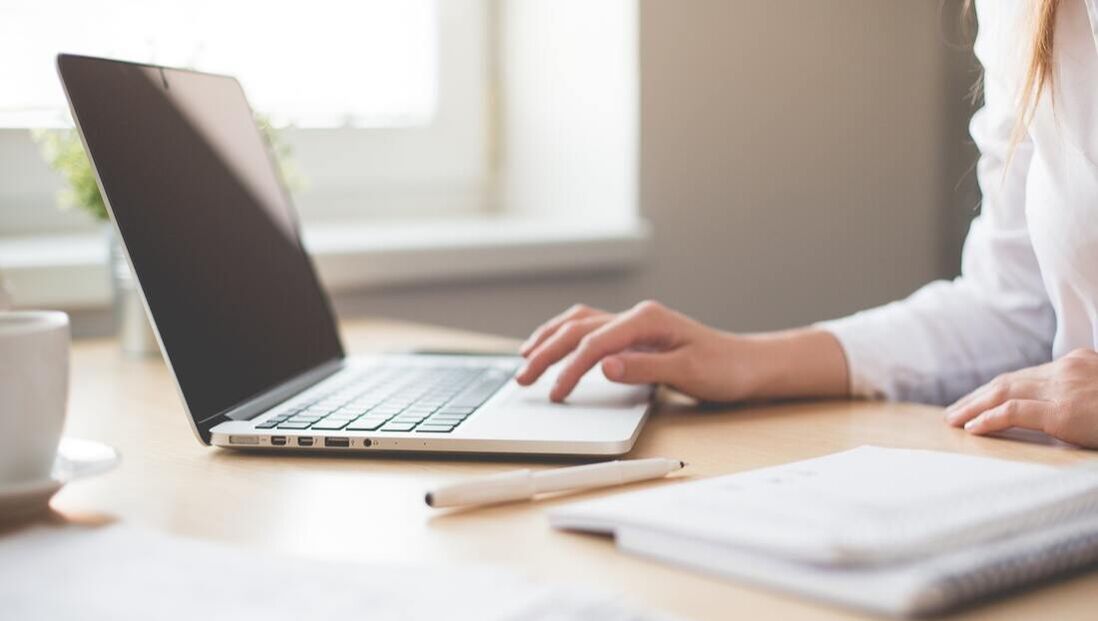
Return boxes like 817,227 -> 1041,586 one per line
0,216 -> 651,309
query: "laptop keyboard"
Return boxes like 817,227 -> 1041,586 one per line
255,363 -> 516,434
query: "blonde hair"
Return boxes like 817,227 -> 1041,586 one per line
1015,0 -> 1060,142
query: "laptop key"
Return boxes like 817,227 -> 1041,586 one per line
427,416 -> 465,425
404,405 -> 437,413
428,410 -> 467,419
380,423 -> 416,432
346,420 -> 385,431
370,407 -> 404,415
416,424 -> 455,433
277,421 -> 313,430
255,421 -> 281,429
311,420 -> 349,430
436,406 -> 476,416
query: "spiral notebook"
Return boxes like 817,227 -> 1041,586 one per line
549,446 -> 1098,617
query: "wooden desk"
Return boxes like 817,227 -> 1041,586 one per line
54,319 -> 1098,621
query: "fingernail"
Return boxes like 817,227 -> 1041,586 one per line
603,357 -> 624,380
964,418 -> 979,431
550,381 -> 566,402
514,365 -> 531,384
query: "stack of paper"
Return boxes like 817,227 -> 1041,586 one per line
550,446 -> 1098,617
0,524 -> 676,621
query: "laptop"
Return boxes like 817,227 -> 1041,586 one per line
57,54 -> 651,456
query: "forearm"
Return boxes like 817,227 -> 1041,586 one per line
737,328 -> 850,400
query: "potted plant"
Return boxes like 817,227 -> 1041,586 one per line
33,116 -> 304,356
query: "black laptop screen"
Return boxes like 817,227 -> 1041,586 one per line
58,55 -> 344,432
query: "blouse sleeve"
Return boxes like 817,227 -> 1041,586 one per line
816,0 -> 1055,405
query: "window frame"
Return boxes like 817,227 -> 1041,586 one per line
284,0 -> 492,223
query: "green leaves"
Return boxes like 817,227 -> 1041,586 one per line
254,114 -> 307,196
32,114 -> 305,223
32,127 -> 108,222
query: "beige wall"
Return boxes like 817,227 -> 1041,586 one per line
331,0 -> 980,339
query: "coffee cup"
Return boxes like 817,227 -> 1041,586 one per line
0,311 -> 70,487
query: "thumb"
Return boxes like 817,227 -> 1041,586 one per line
601,351 -> 681,385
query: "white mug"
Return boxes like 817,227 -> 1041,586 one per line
0,311 -> 70,486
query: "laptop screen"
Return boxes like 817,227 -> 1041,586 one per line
58,55 -> 344,436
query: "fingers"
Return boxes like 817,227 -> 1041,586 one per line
601,351 -> 683,385
520,304 -> 606,357
962,399 -> 1054,435
944,384 -> 999,427
514,315 -> 611,386
549,303 -> 675,402
944,385 -> 985,419
946,377 -> 1009,420
944,378 -> 1041,428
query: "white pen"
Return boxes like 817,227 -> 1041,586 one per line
425,457 -> 686,508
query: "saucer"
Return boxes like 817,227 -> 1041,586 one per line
0,438 -> 120,520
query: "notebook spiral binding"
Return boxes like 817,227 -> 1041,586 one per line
919,515 -> 1098,614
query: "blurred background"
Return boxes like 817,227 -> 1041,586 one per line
0,0 -> 980,341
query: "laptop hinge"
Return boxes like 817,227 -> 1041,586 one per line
200,359 -> 346,428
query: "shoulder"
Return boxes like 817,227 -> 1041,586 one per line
973,0 -> 1028,85
974,0 -> 1028,30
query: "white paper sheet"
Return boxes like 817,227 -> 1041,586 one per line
0,523 -> 676,621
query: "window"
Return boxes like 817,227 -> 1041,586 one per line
0,0 -> 489,235
0,0 -> 438,128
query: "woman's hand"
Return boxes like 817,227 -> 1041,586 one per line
514,300 -> 850,403
944,349 -> 1098,448
515,301 -> 751,402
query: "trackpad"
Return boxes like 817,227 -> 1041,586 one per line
506,366 -> 650,409
460,367 -> 651,441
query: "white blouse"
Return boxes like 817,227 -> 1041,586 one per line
820,0 -> 1098,405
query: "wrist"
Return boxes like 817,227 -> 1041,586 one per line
735,328 -> 850,400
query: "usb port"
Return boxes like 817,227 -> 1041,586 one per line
324,437 -> 350,448
269,436 -> 287,446
297,437 -> 314,447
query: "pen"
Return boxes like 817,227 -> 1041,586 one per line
425,457 -> 686,508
